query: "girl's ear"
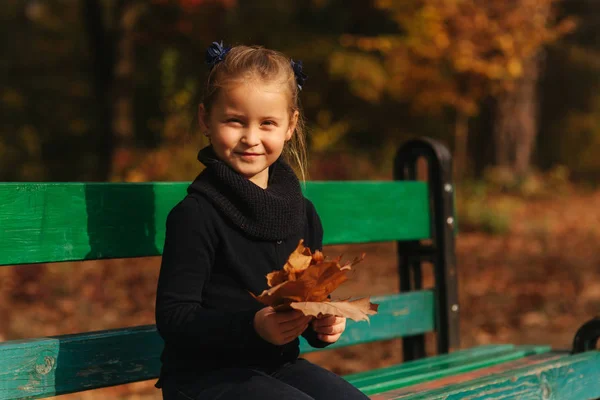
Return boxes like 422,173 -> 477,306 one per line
286,110 -> 299,141
198,103 -> 210,135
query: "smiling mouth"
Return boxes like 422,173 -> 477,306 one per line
236,152 -> 262,157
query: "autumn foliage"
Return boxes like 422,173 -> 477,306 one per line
252,241 -> 379,322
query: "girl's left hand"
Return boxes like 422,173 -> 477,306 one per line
311,315 -> 346,343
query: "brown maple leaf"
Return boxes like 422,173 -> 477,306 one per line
290,298 -> 379,322
266,240 -> 313,286
252,279 -> 309,308
302,261 -> 349,302
253,240 -> 377,318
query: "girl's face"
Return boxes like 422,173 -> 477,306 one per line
200,81 -> 298,189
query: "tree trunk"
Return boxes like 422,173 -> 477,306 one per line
113,1 -> 139,142
83,0 -> 116,181
493,53 -> 542,178
112,1 -> 143,180
83,0 -> 140,181
454,111 -> 469,179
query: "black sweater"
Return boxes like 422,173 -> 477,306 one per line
155,163 -> 329,382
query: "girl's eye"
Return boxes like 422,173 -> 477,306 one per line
226,118 -> 242,124
262,120 -> 276,126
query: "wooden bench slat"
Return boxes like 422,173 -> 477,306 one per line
385,350 -> 600,400
0,181 -> 430,266
344,344 -> 515,382
352,345 -> 551,395
369,353 -> 564,399
0,325 -> 161,400
303,182 -> 430,245
0,292 -> 433,399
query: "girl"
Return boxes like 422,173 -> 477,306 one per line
155,42 -> 368,399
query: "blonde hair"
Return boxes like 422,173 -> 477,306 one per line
202,45 -> 308,181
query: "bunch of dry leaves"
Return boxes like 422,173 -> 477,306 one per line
252,240 -> 379,322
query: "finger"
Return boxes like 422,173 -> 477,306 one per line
282,322 -> 309,343
296,322 -> 310,335
312,315 -> 342,328
317,313 -> 333,319
313,323 -> 344,335
318,333 -> 341,343
280,316 -> 312,334
275,310 -> 306,323
311,316 -> 334,328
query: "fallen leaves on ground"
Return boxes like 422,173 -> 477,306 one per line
252,240 -> 379,321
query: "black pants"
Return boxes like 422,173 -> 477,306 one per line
161,358 -> 369,399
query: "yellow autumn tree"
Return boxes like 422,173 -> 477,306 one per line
332,0 -> 574,177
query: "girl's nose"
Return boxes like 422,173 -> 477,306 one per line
242,127 -> 260,146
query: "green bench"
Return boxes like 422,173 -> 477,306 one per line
1,138 -> 599,399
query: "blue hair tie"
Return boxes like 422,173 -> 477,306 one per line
290,59 -> 307,91
206,40 -> 231,70
205,41 -> 307,90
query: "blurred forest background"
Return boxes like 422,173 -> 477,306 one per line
2,0 -> 600,398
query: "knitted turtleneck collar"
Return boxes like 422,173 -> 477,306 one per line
188,146 -> 306,241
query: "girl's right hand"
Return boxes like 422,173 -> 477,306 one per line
253,307 -> 312,346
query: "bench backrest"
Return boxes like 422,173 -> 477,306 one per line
0,181 -> 430,265
0,138 -> 456,399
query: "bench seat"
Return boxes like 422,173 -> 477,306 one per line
370,350 -> 600,399
346,344 -> 551,396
